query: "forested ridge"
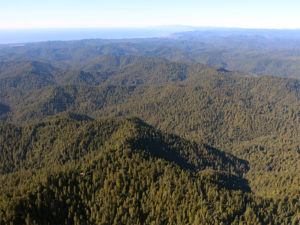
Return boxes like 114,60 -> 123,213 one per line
0,34 -> 299,224
2,30 -> 300,79
0,115 -> 298,224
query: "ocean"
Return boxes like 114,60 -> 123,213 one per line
0,27 -> 194,44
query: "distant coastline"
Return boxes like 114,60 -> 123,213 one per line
1,26 -> 300,45
0,26 -> 195,44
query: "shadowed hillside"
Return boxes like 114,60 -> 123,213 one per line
0,35 -> 299,224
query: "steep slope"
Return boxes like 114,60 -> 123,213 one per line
0,60 -> 57,90
0,41 -> 299,224
1,115 -> 282,225
55,55 -> 190,86
0,115 -> 248,178
75,55 -> 189,85
1,72 -> 298,200
0,56 -> 192,90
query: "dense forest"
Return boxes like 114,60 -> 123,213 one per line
0,31 -> 299,224
2,29 -> 300,79
0,115 -> 298,224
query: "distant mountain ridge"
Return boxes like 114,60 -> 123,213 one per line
2,29 -> 300,79
0,35 -> 299,224
0,55 -> 236,90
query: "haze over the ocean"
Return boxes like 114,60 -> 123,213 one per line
1,0 -> 300,43
1,0 -> 299,29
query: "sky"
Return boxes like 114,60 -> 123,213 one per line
0,0 -> 300,29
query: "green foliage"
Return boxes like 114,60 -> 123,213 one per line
0,116 -> 248,178
0,116 -> 298,224
2,34 -> 300,79
1,61 -> 298,199
0,37 -> 299,224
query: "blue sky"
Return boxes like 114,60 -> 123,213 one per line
0,0 -> 299,29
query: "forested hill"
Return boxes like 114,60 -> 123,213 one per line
0,115 -> 249,177
0,115 -> 297,224
0,35 -> 299,224
0,54 -> 299,201
0,55 -> 235,90
2,31 -> 300,79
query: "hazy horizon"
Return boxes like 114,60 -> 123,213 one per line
2,26 -> 300,44
2,0 -> 300,44
1,0 -> 300,29
0,26 -> 192,44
